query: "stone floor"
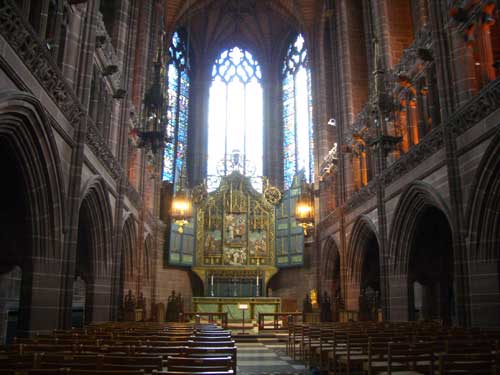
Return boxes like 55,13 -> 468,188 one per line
236,337 -> 308,375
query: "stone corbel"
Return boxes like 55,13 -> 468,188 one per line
103,64 -> 119,76
417,48 -> 433,62
113,89 -> 127,99
96,34 -> 107,48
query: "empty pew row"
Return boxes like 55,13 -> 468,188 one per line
1,323 -> 237,375
286,320 -> 500,374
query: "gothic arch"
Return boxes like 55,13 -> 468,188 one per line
171,0 -> 306,38
120,215 -> 137,294
0,90 -> 66,337
388,181 -> 452,274
387,181 -> 455,322
141,233 -> 155,318
78,177 -> 113,279
466,129 -> 500,326
346,215 -> 381,315
76,177 -> 113,323
466,128 -> 500,258
0,90 -> 65,260
320,236 -> 341,300
143,234 -> 154,283
347,216 -> 380,283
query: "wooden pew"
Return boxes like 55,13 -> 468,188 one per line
155,371 -> 234,375
166,355 -> 233,372
438,352 -> 500,375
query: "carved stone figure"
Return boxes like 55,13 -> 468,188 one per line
303,294 -> 313,314
124,289 -> 135,312
166,290 -> 177,322
320,291 -> 332,322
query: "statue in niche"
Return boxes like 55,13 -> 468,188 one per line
303,294 -> 313,313
124,290 -> 135,312
166,290 -> 177,322
320,291 -> 332,322
176,293 -> 184,316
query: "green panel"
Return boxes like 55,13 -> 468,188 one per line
168,216 -> 195,266
222,304 -> 247,321
197,303 -> 219,313
254,304 -> 277,316
275,175 -> 304,268
255,304 -> 278,323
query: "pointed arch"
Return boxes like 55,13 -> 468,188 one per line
79,176 -> 113,279
466,129 -> 500,326
388,181 -> 452,274
282,32 -> 314,189
466,128 -> 500,258
321,236 -> 341,300
0,90 -> 65,259
347,216 -> 380,283
207,45 -> 263,190
0,89 -> 66,337
121,215 -> 137,294
144,234 -> 154,283
321,236 -> 341,283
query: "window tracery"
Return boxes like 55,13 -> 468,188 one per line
163,30 -> 190,191
282,34 -> 314,190
207,47 -> 263,191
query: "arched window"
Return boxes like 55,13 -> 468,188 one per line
282,34 -> 314,190
207,47 -> 263,190
163,30 -> 190,191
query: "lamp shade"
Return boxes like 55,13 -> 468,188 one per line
171,189 -> 193,221
295,193 -> 314,224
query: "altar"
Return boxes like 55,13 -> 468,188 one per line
193,297 -> 280,322
167,163 -> 306,309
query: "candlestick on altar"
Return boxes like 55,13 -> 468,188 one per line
256,274 -> 260,297
210,274 -> 214,297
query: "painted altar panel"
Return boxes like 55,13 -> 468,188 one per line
195,172 -> 276,268
193,172 -> 279,294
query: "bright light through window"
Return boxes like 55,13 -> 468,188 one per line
163,30 -> 189,192
208,47 -> 263,191
283,34 -> 314,190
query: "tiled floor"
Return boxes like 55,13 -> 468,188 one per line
236,339 -> 307,375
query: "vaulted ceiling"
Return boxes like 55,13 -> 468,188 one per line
164,0 -> 323,66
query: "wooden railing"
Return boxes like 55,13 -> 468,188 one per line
179,312 -> 228,329
257,312 -> 305,331
257,312 -> 332,331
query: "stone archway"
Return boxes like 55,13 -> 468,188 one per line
320,238 -> 341,301
347,216 -> 381,320
0,91 -> 64,339
142,234 -> 154,319
119,215 -> 137,308
320,237 -> 341,321
467,129 -> 500,326
75,178 -> 113,324
388,181 -> 454,322
408,207 -> 453,323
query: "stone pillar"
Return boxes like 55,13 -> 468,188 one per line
469,258 -> 500,327
388,273 -> 409,321
189,66 -> 211,186
18,260 -> 64,337
262,62 -> 283,188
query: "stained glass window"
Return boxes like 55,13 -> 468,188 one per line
207,47 -> 263,191
163,30 -> 189,191
282,34 -> 314,189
